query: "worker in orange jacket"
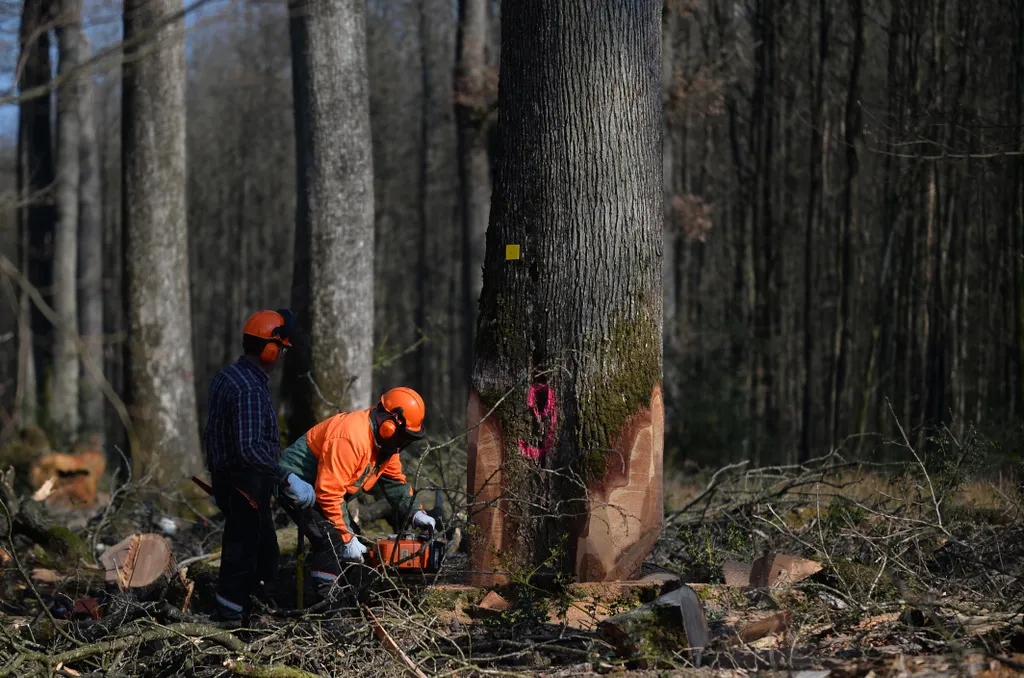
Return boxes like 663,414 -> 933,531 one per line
278,387 -> 435,598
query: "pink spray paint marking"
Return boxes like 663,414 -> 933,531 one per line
516,383 -> 557,461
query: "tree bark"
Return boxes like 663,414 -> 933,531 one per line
282,1 -> 315,443
799,0 -> 828,462
828,0 -> 863,446
467,0 -> 663,584
78,31 -> 104,441
418,0 -> 461,426
288,0 -> 376,418
455,0 -> 493,391
52,0 -> 85,446
17,0 -> 56,429
122,0 -> 202,483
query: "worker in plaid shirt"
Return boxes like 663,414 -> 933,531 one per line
203,309 -> 316,622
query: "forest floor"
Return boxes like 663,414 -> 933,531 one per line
1,438 -> 1023,677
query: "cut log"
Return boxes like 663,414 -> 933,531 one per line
99,534 -> 176,590
29,448 -> 106,509
749,553 -> 822,588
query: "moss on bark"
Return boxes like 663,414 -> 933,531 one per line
577,311 -> 661,480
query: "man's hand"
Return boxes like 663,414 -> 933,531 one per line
412,510 -> 435,531
341,537 -> 368,563
282,473 -> 316,508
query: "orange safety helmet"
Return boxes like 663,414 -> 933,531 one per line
377,387 -> 426,440
242,309 -> 293,364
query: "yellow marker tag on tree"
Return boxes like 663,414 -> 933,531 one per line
506,244 -> 520,260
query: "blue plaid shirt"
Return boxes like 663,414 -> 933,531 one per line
203,357 -> 289,483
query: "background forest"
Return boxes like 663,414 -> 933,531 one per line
0,0 -> 1021,474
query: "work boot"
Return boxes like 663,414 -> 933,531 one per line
210,592 -> 244,625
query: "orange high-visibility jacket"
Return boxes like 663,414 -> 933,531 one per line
304,408 -> 422,543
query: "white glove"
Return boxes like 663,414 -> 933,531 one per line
282,473 -> 316,509
341,537 -> 368,563
412,510 -> 435,531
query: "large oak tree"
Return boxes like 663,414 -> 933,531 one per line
467,0 -> 664,584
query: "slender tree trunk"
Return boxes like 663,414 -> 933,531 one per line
288,0 -> 376,419
828,0 -> 863,446
417,0 -> 460,427
455,0 -> 493,392
78,32 -> 104,440
18,0 -> 56,430
282,2 -> 314,444
122,0 -> 202,482
800,0 -> 827,461
858,0 -> 901,443
100,76 -> 125,459
52,0 -> 85,446
467,0 -> 663,585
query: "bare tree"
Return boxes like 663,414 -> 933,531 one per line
51,0 -> 85,446
468,0 -> 663,584
288,0 -> 376,419
455,0 -> 492,389
121,0 -> 202,482
16,0 -> 56,429
78,30 -> 104,440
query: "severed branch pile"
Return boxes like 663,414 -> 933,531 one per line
1,427 -> 1023,676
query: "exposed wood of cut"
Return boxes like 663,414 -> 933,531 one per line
749,553 -> 822,588
465,391 -> 507,585
99,533 -> 176,590
576,387 -> 664,581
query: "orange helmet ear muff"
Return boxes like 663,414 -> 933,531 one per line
259,341 -> 281,364
243,309 -> 294,364
378,406 -> 405,440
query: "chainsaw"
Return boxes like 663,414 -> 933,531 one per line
361,528 -> 448,574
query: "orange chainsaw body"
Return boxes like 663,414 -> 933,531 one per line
368,534 -> 445,572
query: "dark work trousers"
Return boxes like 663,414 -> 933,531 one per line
279,497 -> 372,600
212,470 -> 279,618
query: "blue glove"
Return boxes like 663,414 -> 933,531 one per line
282,473 -> 315,509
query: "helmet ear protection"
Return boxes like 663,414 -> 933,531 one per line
258,309 -> 294,364
378,406 -> 406,440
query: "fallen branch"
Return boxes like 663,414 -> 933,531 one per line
0,622 -> 244,677
224,659 -> 321,678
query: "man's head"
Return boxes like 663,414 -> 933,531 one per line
371,387 -> 426,452
242,309 -> 294,371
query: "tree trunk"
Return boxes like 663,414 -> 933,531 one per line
18,0 -> 56,430
122,0 -> 202,483
467,0 -> 663,585
282,1 -> 315,444
455,0 -> 493,391
828,0 -> 863,446
78,32 -> 104,441
418,0 -> 461,427
100,74 -> 126,461
800,0 -> 828,462
52,0 -> 85,447
288,0 -> 376,419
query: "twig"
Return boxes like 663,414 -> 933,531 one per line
363,603 -> 429,678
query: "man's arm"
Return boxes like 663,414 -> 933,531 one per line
231,388 -> 289,483
377,456 -> 423,522
315,436 -> 363,543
